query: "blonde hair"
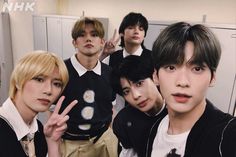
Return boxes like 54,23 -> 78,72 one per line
9,51 -> 69,99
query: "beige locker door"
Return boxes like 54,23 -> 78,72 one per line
32,15 -> 48,51
47,17 -> 63,57
207,27 -> 236,114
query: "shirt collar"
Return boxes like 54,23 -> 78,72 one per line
123,46 -> 143,58
70,54 -> 101,76
0,98 -> 38,141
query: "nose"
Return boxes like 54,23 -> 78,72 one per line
43,80 -> 52,96
134,26 -> 139,33
131,88 -> 141,100
85,34 -> 92,42
176,68 -> 190,88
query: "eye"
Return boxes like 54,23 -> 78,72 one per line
78,32 -> 85,37
139,27 -> 144,31
53,81 -> 63,88
91,32 -> 99,37
135,80 -> 144,87
122,89 -> 130,96
164,65 -> 176,72
32,76 -> 44,82
192,66 -> 205,74
127,26 -> 134,29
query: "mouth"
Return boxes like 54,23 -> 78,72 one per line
132,36 -> 140,40
137,99 -> 148,108
84,44 -> 94,48
38,98 -> 51,106
172,93 -> 192,103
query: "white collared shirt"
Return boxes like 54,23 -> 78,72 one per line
71,54 -> 101,76
0,98 -> 38,141
123,46 -> 143,58
102,46 -> 143,64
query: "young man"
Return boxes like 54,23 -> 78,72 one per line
147,22 -> 236,157
59,17 -> 118,157
101,12 -> 151,112
0,51 -> 77,157
112,55 -> 167,157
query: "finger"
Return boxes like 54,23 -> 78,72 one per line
61,100 -> 78,116
57,115 -> 70,126
114,34 -> 121,45
53,96 -> 65,114
111,29 -> 117,40
55,123 -> 67,132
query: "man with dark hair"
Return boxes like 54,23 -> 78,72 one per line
148,22 -> 236,157
112,55 -> 166,157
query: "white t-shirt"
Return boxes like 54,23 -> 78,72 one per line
151,115 -> 190,157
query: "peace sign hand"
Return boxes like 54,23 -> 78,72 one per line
44,96 -> 78,142
100,29 -> 121,61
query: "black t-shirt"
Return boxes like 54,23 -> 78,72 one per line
113,105 -> 167,157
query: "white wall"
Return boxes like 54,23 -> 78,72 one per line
61,0 -> 236,45
2,0 -> 59,64
2,0 -> 236,65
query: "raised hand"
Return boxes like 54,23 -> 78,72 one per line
100,29 -> 121,61
44,96 -> 78,141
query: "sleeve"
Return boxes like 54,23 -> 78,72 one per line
112,111 -> 132,149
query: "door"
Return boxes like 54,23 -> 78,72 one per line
47,17 -> 63,57
206,27 -> 236,114
32,15 -> 47,51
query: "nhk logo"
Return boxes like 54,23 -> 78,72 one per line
2,1 -> 36,12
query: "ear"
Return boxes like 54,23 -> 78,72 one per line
209,72 -> 216,87
72,40 -> 77,48
101,38 -> 105,46
152,69 -> 160,86
120,33 -> 124,37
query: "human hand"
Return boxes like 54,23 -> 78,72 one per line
44,96 -> 78,142
100,29 -> 121,60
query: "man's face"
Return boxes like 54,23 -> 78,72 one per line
120,77 -> 163,114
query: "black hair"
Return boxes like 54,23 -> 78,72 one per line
112,55 -> 154,95
152,22 -> 221,77
118,12 -> 148,48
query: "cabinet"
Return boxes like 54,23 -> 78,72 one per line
144,21 -> 236,115
0,13 -> 13,105
32,15 -> 109,59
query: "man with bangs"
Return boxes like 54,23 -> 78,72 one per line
147,22 -> 236,157
58,17 -> 118,157
0,51 -> 77,157
111,55 -> 167,157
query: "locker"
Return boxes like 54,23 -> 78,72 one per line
0,13 -> 13,105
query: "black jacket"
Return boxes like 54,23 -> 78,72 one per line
146,100 -> 236,157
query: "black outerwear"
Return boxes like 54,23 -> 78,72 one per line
0,118 -> 47,157
109,48 -> 152,70
146,100 -> 236,157
113,105 -> 167,157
